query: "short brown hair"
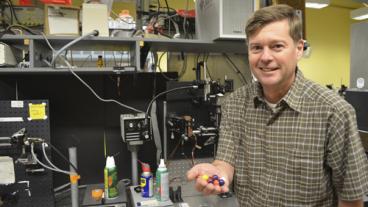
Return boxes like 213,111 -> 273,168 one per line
245,4 -> 303,43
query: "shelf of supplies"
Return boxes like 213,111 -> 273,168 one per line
1,35 -> 248,53
142,38 -> 247,54
0,67 -> 137,74
0,67 -> 179,76
1,35 -> 247,74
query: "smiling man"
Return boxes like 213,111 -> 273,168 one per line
187,4 -> 368,207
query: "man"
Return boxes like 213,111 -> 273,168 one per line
187,4 -> 368,207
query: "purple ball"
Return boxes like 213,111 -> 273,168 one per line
219,179 -> 225,186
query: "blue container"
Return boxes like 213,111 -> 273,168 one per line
140,171 -> 153,197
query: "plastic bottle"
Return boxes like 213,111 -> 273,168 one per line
97,55 -> 104,68
155,159 -> 169,201
119,10 -> 134,24
104,156 -> 119,199
140,162 -> 153,197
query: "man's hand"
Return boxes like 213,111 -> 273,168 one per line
186,160 -> 234,196
338,199 -> 364,207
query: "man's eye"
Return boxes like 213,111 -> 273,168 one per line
273,44 -> 284,50
250,46 -> 262,52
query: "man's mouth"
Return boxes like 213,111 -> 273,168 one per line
259,67 -> 278,72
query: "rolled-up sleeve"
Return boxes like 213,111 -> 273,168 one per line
326,103 -> 368,200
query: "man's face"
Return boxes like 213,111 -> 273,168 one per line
248,19 -> 304,91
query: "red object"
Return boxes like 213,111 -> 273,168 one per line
141,162 -> 151,172
40,0 -> 72,5
176,9 -> 195,18
19,0 -> 32,6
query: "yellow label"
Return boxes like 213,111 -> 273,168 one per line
28,103 -> 47,120
140,41 -> 144,47
24,39 -> 30,45
140,177 -> 146,187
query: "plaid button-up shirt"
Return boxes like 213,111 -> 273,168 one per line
216,69 -> 368,207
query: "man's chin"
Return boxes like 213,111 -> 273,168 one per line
257,77 -> 279,87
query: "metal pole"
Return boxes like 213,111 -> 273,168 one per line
163,101 -> 167,161
136,0 -> 143,31
69,147 -> 78,207
130,145 -> 138,186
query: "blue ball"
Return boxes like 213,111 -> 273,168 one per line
219,179 -> 225,186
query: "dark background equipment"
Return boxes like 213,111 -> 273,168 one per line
345,90 -> 368,131
0,100 -> 54,207
165,81 -> 222,160
0,72 -> 177,189
345,90 -> 368,152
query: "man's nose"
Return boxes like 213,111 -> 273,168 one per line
260,48 -> 273,62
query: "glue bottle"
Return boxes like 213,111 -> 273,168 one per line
104,156 -> 118,199
155,159 -> 169,201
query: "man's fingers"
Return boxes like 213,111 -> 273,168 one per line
202,184 -> 215,195
195,179 -> 206,192
187,163 -> 230,196
187,167 -> 199,181
194,176 -> 208,191
221,185 -> 229,193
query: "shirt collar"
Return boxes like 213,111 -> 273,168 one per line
252,68 -> 305,113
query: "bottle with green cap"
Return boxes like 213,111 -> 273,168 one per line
155,159 -> 169,201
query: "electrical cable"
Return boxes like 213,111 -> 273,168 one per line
157,0 -> 161,18
183,0 -> 189,38
60,56 -> 144,113
145,85 -> 198,123
42,142 -> 62,171
54,183 -> 71,192
44,140 -> 79,174
2,0 -> 13,25
164,0 -> 170,17
191,135 -> 197,166
54,184 -> 87,198
156,52 -> 176,81
5,24 -> 38,35
51,30 -> 99,67
40,30 -> 143,113
147,93 -> 193,164
155,7 -> 176,14
79,54 -> 92,67
203,53 -> 213,81
223,53 -> 248,85
31,143 -> 74,176
156,52 -> 187,81
5,0 -> 20,24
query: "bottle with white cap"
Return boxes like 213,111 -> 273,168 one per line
155,159 -> 169,201
104,156 -> 119,199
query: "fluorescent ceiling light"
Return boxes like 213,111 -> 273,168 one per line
306,0 -> 329,9
351,7 -> 368,20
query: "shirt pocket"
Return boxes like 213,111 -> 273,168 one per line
286,148 -> 325,200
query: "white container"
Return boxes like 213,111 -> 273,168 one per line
155,159 -> 169,201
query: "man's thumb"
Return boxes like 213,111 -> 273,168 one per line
186,167 -> 199,181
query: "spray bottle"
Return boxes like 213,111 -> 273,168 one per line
140,161 -> 153,197
155,159 -> 169,201
104,156 -> 118,199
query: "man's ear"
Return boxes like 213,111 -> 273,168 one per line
296,39 -> 304,60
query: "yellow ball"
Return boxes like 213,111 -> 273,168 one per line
201,174 -> 209,181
